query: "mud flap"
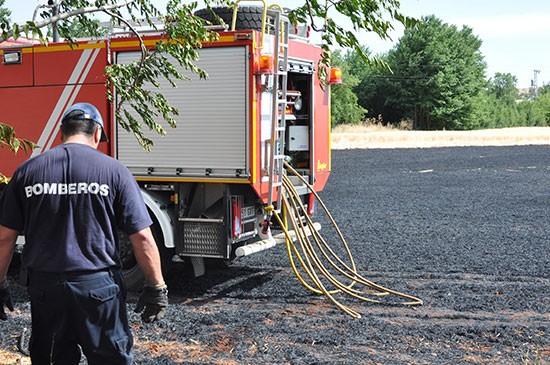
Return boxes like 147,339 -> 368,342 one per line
190,256 -> 205,277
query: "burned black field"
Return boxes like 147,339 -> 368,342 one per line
2,146 -> 549,364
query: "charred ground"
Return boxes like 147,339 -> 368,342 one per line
2,145 -> 549,364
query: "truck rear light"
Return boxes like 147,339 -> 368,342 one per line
329,67 -> 342,84
231,196 -> 243,238
307,193 -> 315,216
259,54 -> 274,74
234,33 -> 252,41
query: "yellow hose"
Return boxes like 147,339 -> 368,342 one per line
272,161 -> 423,318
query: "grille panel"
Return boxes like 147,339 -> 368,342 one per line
179,220 -> 228,258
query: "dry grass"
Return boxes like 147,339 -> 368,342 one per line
331,124 -> 550,149
0,350 -> 31,364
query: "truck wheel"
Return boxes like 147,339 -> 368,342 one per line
194,6 -> 264,31
119,221 -> 173,291
118,231 -> 142,291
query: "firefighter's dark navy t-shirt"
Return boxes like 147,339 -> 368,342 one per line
0,143 -> 152,272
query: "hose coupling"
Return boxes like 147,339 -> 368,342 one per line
260,219 -> 273,234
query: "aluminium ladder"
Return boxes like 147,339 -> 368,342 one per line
266,9 -> 290,214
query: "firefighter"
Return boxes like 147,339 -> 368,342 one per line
0,102 -> 168,365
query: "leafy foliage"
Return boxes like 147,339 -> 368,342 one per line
471,74 -> 549,129
488,72 -> 519,104
1,0 -> 415,150
350,16 -> 489,129
59,16 -> 109,39
330,50 -> 367,126
531,93 -> 550,125
0,123 -> 36,183
0,0 -> 10,23
288,0 -> 416,73
537,84 -> 550,96
384,16 -> 487,129
105,1 -> 218,150
340,15 -> 549,130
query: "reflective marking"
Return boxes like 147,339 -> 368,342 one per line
32,42 -> 102,156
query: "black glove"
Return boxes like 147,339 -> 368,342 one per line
0,281 -> 14,321
134,284 -> 168,323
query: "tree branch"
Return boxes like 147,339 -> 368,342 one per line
302,1 -> 321,32
102,8 -> 149,112
1,0 -> 136,42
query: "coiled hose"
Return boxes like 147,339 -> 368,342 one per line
268,161 -> 422,319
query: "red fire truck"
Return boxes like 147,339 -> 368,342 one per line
0,5 -> 339,288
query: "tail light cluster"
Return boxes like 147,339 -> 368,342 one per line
231,195 -> 243,238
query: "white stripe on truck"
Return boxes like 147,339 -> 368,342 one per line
32,42 -> 101,156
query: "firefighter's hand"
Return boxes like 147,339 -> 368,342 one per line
134,284 -> 168,323
0,280 -> 14,321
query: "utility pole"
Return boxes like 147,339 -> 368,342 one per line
531,69 -> 540,99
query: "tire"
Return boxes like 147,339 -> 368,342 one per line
119,220 -> 173,291
194,6 -> 264,31
118,230 -> 144,291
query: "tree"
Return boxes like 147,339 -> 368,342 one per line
531,93 -> 550,125
61,17 -> 109,39
343,48 -> 403,124
537,83 -> 550,96
330,50 -> 367,126
473,72 -> 550,129
359,15 -> 487,130
0,0 -> 9,22
473,73 -> 520,129
0,0 -> 415,152
488,72 -> 518,104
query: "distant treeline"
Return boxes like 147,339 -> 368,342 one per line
330,15 -> 550,130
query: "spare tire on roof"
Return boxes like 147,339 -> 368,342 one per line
194,6 -> 264,31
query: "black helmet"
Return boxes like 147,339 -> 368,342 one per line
61,102 -> 108,142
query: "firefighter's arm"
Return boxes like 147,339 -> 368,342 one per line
128,226 -> 165,287
0,225 -> 17,320
0,225 -> 18,284
129,227 -> 168,323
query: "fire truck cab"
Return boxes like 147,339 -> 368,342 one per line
0,4 -> 337,289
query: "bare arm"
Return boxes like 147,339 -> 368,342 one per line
0,225 -> 18,283
129,227 -> 165,287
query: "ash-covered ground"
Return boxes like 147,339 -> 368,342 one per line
2,146 -> 549,364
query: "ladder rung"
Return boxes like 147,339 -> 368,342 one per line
267,11 -> 290,209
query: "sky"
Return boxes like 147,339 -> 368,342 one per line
4,0 -> 549,89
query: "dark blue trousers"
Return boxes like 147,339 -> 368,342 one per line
28,269 -> 133,365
